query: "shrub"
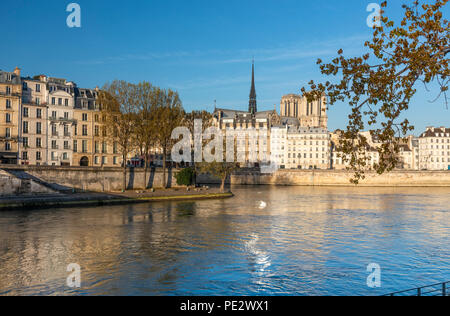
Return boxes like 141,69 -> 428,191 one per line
175,168 -> 194,186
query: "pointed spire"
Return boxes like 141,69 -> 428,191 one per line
249,59 -> 257,114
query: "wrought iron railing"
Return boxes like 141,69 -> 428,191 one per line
384,281 -> 449,296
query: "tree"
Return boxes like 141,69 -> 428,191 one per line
154,88 -> 184,188
198,137 -> 239,193
199,161 -> 238,193
302,0 -> 449,183
183,110 -> 214,186
98,81 -> 138,191
134,82 -> 158,189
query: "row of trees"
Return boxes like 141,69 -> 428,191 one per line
97,80 -> 236,192
98,80 -> 184,191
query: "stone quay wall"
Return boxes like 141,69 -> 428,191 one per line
0,165 -> 181,192
230,170 -> 450,187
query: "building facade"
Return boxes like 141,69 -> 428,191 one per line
47,78 -> 76,166
418,127 -> 450,170
20,76 -> 48,165
0,67 -> 22,164
271,125 -> 330,170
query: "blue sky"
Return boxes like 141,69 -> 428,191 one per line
1,0 -> 448,133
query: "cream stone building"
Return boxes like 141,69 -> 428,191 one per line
418,126 -> 450,170
47,78 -> 76,166
280,94 -> 328,129
271,125 -> 330,170
330,130 -> 380,170
72,87 -> 119,167
0,67 -> 22,164
20,75 -> 48,165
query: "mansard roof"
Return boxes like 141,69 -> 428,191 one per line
420,127 -> 450,137
0,70 -> 21,85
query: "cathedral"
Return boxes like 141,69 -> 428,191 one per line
213,61 -> 328,130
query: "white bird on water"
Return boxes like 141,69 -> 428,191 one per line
259,201 -> 267,209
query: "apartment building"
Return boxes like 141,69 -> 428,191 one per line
20,76 -> 48,165
418,126 -> 450,170
271,125 -> 330,170
0,67 -> 22,164
47,78 -> 76,166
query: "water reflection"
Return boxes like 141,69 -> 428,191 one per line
0,186 -> 449,295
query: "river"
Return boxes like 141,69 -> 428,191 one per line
0,186 -> 449,296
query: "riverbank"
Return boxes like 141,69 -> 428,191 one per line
0,188 -> 234,211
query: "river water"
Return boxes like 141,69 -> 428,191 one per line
0,186 -> 449,296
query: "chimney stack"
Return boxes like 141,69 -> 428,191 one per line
14,67 -> 21,77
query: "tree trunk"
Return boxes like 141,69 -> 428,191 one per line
220,176 -> 226,193
162,147 -> 167,188
144,148 -> 149,189
123,154 -> 127,192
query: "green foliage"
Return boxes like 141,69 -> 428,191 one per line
176,167 -> 194,186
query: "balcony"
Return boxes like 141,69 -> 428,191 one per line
49,117 -> 77,125
0,136 -> 19,141
64,133 -> 71,138
0,91 -> 21,98
51,132 -> 59,137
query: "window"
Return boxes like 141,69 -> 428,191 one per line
36,122 -> 42,135
82,140 -> 88,153
64,125 -> 70,136
52,97 -> 56,105
36,84 -> 40,92
36,109 -> 42,119
95,141 -> 99,153
22,152 -> 28,160
73,140 -> 78,152
113,142 -> 118,154
94,115 -> 99,122
23,107 -> 29,118
102,156 -> 107,165
23,122 -> 29,134
95,156 -> 99,165
36,151 -> 41,161
52,140 -> 57,149
6,86 -> 11,95
82,113 -> 88,121
36,138 -> 42,148
51,111 -> 57,119
5,142 -> 11,151
6,99 -> 11,109
64,141 -> 69,150
58,98 -> 62,105
102,142 -> 107,154
82,125 -> 88,136
63,153 -> 68,160
23,137 -> 29,148
65,99 -> 69,106
64,112 -> 69,119
94,126 -> 99,137
51,124 -> 57,136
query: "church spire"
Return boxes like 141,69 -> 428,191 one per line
249,59 -> 257,114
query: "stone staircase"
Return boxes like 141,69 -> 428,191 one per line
0,168 -> 73,194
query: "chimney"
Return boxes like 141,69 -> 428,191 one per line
14,67 -> 21,77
